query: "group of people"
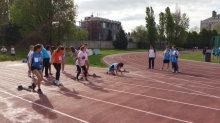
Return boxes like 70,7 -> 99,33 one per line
211,47 -> 220,60
26,43 -> 92,94
148,45 -> 180,73
1,45 -> 16,60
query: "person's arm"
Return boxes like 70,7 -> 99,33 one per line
28,53 -> 33,71
51,52 -> 54,64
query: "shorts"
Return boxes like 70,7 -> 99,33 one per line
62,57 -> 66,61
163,60 -> 170,63
11,54 -> 15,56
109,65 -> 114,71
31,66 -> 41,71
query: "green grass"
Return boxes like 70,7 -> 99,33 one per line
179,52 -> 220,64
0,48 -> 147,67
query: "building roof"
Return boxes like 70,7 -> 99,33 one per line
82,16 -> 121,24
202,14 -> 220,21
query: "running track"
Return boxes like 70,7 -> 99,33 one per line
0,51 -> 220,123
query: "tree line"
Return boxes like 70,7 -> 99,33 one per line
129,5 -> 220,49
0,0 -> 88,47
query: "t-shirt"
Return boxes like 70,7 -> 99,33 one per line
42,48 -> 50,58
111,63 -> 118,70
76,51 -> 87,66
1,48 -> 7,53
53,51 -> 64,64
28,52 -> 43,69
171,50 -> 178,63
11,48 -> 15,54
27,50 -> 33,59
149,49 -> 156,58
164,49 -> 171,60
47,51 -> 52,63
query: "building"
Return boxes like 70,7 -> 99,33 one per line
80,15 -> 121,41
200,11 -> 220,30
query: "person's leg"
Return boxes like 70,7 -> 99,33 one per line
42,58 -> 46,72
76,65 -> 81,80
31,69 -> 43,91
61,60 -> 66,73
152,58 -> 154,69
85,60 -> 90,73
110,70 -> 115,75
48,63 -> 52,74
174,63 -> 178,72
148,58 -> 151,68
53,63 -> 61,81
81,65 -> 87,78
44,58 -> 49,76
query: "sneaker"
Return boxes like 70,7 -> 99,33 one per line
178,70 -> 181,73
106,71 -> 109,74
56,80 -> 61,86
85,77 -> 89,81
49,73 -> 53,75
166,69 -> 169,71
172,70 -> 175,73
37,89 -> 43,94
32,83 -> 36,91
76,78 -> 80,81
160,68 -> 163,71
53,80 -> 56,85
175,71 -> 178,73
62,71 -> 66,74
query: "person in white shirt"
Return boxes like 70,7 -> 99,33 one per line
84,43 -> 90,75
148,45 -> 156,69
11,45 -> 16,61
75,45 -> 88,81
1,46 -> 7,60
27,45 -> 34,77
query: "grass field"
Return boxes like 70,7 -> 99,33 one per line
0,48 -> 147,67
179,52 -> 220,64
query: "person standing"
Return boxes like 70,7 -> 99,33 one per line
160,46 -> 171,71
84,43 -> 90,75
42,45 -> 50,77
75,45 -> 88,81
29,44 -> 43,94
202,47 -> 206,58
51,46 -> 64,85
1,46 -> 7,60
46,45 -> 53,75
171,45 -> 178,73
148,45 -> 156,69
10,45 -> 16,61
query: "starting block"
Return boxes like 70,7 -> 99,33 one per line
121,69 -> 129,73
88,73 -> 101,78
17,85 -> 32,92
22,59 -> 28,63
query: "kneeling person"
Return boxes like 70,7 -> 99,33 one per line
108,63 -> 124,76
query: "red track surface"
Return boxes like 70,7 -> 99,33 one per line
0,51 -> 220,123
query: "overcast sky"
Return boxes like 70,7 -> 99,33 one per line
75,0 -> 220,32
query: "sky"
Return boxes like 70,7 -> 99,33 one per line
75,0 -> 220,32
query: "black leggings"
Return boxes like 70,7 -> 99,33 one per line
53,63 -> 61,80
42,58 -> 50,76
76,65 -> 87,79
172,62 -> 178,72
149,58 -> 155,68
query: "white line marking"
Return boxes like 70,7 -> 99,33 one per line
60,91 -> 193,123
0,89 -> 89,123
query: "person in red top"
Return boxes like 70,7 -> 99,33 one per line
51,45 -> 64,85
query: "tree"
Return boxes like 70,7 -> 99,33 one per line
74,29 -> 89,41
131,25 -> 148,48
10,0 -> 77,45
106,29 -> 112,41
165,7 -> 175,45
112,27 -> 128,49
190,26 -> 200,33
0,0 -> 10,45
4,22 -> 22,46
213,23 -> 220,35
173,4 -> 189,45
158,12 -> 165,48
145,7 -> 158,45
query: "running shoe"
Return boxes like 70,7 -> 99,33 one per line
37,89 -> 43,94
85,77 -> 89,81
49,73 -> 53,75
32,83 -> 36,91
160,68 -> 163,71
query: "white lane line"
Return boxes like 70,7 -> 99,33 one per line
106,54 -> 220,98
73,81 -> 220,111
0,89 -> 90,123
60,91 -> 193,123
